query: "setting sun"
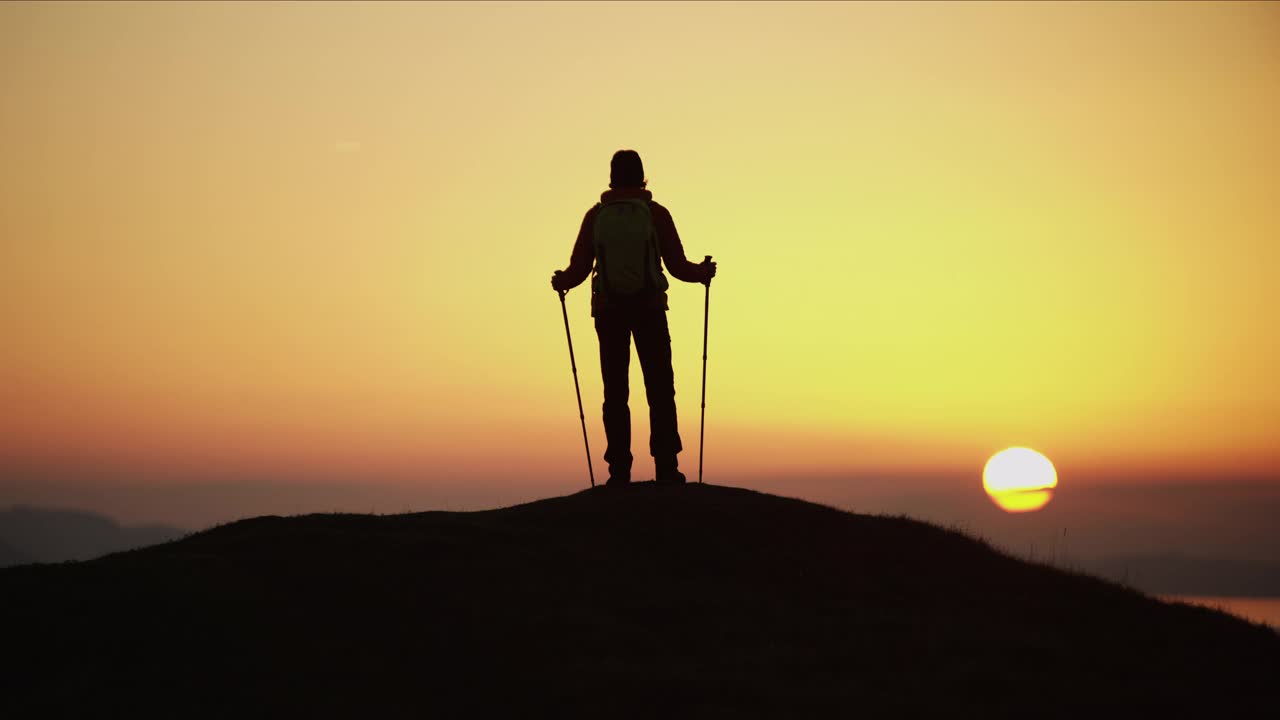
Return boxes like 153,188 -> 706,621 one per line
983,447 -> 1058,513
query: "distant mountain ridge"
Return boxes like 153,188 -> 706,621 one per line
0,505 -> 186,567
2,483 -> 1276,717
1094,551 -> 1280,597
0,538 -> 31,567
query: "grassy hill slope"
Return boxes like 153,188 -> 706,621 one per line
3,483 -> 1276,717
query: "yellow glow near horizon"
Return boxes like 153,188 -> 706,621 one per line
1,2 -> 1277,486
984,448 -> 1059,513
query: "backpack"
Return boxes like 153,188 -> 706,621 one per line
591,199 -> 670,297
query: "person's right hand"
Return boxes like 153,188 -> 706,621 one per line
551,270 -> 567,293
701,258 -> 717,284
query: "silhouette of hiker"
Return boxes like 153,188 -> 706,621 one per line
551,150 -> 716,486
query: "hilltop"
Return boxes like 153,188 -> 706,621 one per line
3,483 -> 1276,717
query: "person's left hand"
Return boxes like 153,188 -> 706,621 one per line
551,270 -> 568,292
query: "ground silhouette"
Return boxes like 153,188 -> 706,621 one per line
3,483 -> 1276,717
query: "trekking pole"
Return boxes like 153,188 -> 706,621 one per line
699,255 -> 712,484
558,288 -> 595,488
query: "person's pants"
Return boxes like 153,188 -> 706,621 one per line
594,303 -> 683,476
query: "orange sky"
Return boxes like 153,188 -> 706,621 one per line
2,1 -> 1277,494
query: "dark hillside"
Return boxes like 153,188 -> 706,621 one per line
3,483 -> 1276,717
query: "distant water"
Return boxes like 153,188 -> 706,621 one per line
1165,596 -> 1280,630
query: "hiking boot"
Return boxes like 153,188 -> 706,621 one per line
655,469 -> 686,485
605,468 -> 631,487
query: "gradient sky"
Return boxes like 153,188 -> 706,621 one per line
2,2 -> 1278,518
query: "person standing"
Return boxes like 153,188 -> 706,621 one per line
551,150 -> 716,485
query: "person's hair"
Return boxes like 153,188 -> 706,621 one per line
609,149 -> 647,189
